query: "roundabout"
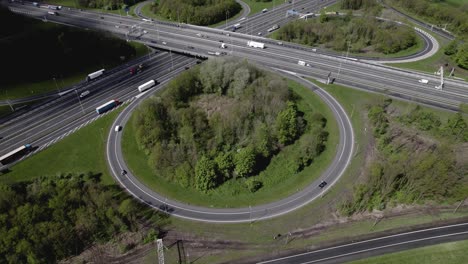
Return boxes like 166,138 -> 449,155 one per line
106,71 -> 354,223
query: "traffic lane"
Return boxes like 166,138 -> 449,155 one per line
258,223 -> 468,264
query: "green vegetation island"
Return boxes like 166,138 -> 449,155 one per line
129,58 -> 329,198
276,10 -> 418,56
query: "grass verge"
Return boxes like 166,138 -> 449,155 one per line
243,0 -> 278,15
349,239 -> 468,264
0,108 -> 124,185
121,79 -> 339,208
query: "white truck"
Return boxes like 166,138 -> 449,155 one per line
138,80 -> 156,92
247,41 -> 265,49
86,69 -> 105,82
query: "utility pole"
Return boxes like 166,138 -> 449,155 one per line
53,77 -> 60,93
336,41 -> 351,80
74,89 -> 85,114
436,66 -> 444,90
156,239 -> 165,264
170,49 -> 173,72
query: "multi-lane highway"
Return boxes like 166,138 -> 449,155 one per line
0,51 -> 199,169
7,2 -> 468,113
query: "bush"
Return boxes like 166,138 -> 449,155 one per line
245,179 -> 263,193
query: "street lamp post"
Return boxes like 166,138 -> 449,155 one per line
170,49 -> 173,71
53,77 -> 60,93
74,89 -> 85,114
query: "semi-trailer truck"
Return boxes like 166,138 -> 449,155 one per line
86,69 -> 105,82
138,80 -> 157,92
247,41 -> 265,49
95,100 -> 118,114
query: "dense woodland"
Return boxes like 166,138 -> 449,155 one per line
0,7 -> 137,85
0,173 -> 164,263
276,15 -> 417,54
133,59 -> 328,193
150,0 -> 241,26
340,100 -> 468,215
76,0 -> 145,10
388,0 -> 468,69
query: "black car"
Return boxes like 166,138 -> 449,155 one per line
318,181 -> 327,188
121,169 -> 127,176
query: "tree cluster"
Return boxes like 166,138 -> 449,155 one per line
389,0 -> 468,38
0,173 -> 163,263
133,59 -> 328,193
444,40 -> 468,70
276,15 -> 417,54
150,0 -> 241,26
0,8 -> 136,85
340,100 -> 468,216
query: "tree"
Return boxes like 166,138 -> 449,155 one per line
319,9 -> 328,23
455,43 -> 468,69
234,146 -> 256,177
245,179 -> 263,193
195,156 -> 218,192
276,102 -> 302,144
444,40 -> 459,56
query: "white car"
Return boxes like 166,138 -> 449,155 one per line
115,125 -> 122,132
79,90 -> 90,98
262,8 -> 268,13
162,41 -> 167,45
418,79 -> 429,84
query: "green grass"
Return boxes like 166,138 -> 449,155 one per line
0,108 -> 124,185
243,0 -> 278,15
349,239 -> 468,264
322,1 -> 343,12
121,79 -> 339,208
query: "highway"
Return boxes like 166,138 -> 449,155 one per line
7,2 -> 468,113
106,74 -> 354,223
257,222 -> 468,264
0,51 -> 199,169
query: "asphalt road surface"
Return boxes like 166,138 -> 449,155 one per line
257,222 -> 468,264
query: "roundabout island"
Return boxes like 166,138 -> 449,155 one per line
106,59 -> 354,223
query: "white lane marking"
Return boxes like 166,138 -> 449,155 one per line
297,230 -> 468,264
257,222 -> 468,263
